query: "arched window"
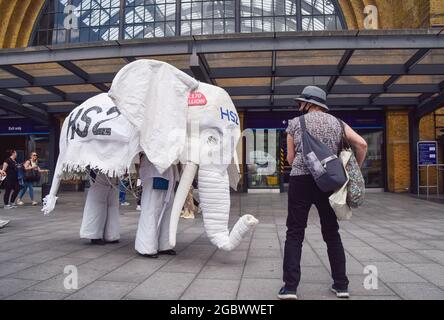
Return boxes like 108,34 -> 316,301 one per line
33,0 -> 345,45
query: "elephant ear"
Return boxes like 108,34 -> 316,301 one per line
109,60 -> 199,173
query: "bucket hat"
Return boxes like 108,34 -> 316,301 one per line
295,86 -> 329,111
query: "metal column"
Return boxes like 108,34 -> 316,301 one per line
409,111 -> 420,194
48,115 -> 61,184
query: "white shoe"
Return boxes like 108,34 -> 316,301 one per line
32,201 -> 38,206
0,220 -> 10,229
16,200 -> 24,206
4,205 -> 13,210
136,205 -> 141,211
120,202 -> 130,206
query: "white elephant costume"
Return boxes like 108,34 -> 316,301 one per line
43,58 -> 258,252
109,63 -> 259,251
135,155 -> 179,255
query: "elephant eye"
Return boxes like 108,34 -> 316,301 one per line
207,136 -> 218,145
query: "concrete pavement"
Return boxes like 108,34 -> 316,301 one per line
1,190 -> 444,300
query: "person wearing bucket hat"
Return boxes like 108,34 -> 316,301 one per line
294,85 -> 329,111
278,86 -> 368,300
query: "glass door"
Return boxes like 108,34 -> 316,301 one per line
247,129 -> 281,190
356,129 -> 384,188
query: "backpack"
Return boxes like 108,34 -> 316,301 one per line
300,115 -> 347,193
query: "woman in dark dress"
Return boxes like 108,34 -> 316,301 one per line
1,150 -> 20,209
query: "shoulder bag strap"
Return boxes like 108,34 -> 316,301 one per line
299,115 -> 307,132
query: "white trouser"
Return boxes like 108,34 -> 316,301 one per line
80,178 -> 120,242
135,177 -> 174,255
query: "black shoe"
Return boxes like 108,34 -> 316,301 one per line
158,249 -> 176,256
331,285 -> 350,299
138,253 -> 158,259
90,239 -> 106,245
105,240 -> 120,244
277,287 -> 298,300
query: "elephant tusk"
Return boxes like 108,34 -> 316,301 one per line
169,162 -> 198,248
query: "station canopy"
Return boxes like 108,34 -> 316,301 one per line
0,29 -> 444,125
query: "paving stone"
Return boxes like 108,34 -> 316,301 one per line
346,275 -> 397,296
345,246 -> 393,263
28,265 -> 110,294
386,251 -> 434,264
423,241 -> 444,250
387,283 -> 444,300
80,253 -> 133,272
65,280 -> 137,300
126,272 -> 196,300
405,264 -> 444,287
11,250 -> 68,264
207,250 -> 248,266
42,256 -> 91,268
178,244 -> 217,260
371,262 -> 428,283
243,258 -> 283,279
0,261 -> 35,277
180,279 -> 239,300
161,257 -> 208,274
415,250 -> 444,266
248,248 -> 282,258
198,264 -> 244,280
395,240 -> 433,250
237,278 -> 282,300
0,251 -> 25,263
65,247 -> 114,259
2,191 -> 444,300
296,283 -> 340,300
0,278 -> 38,299
250,239 -> 281,250
252,232 -> 279,240
349,295 -> 402,300
6,290 -> 69,300
299,266 -> 332,283
101,258 -> 168,283
8,263 -> 65,281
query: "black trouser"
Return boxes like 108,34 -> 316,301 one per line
283,175 -> 349,291
3,179 -> 20,206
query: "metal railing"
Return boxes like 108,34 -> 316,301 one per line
418,164 -> 444,199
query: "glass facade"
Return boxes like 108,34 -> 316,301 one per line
181,0 -> 235,35
33,0 -> 344,45
124,0 -> 177,39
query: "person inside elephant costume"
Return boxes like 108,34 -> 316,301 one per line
42,59 -> 258,252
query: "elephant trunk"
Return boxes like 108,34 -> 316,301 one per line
198,167 -> 258,251
169,162 -> 198,248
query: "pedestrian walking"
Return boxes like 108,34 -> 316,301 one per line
17,152 -> 41,206
2,150 -> 21,210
